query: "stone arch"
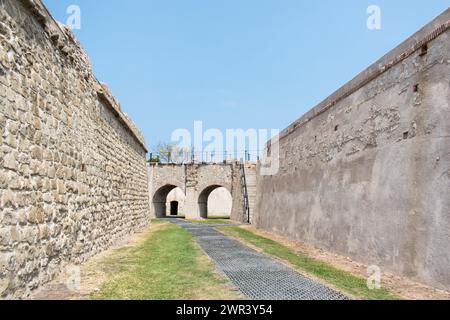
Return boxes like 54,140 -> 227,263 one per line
152,184 -> 184,218
198,185 -> 232,219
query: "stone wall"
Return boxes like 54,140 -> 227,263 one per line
254,10 -> 450,290
0,0 -> 150,298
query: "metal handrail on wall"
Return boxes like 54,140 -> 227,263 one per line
148,150 -> 260,164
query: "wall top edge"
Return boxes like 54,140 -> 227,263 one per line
18,0 -> 148,152
278,8 -> 450,142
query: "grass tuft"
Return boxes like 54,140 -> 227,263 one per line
188,219 -> 233,225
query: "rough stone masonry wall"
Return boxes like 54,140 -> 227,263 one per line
0,0 -> 150,298
254,10 -> 450,290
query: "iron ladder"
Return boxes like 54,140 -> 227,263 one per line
240,162 -> 251,224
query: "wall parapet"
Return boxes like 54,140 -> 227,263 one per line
17,0 -> 147,151
279,9 -> 450,142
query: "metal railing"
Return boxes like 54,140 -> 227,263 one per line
148,150 -> 261,164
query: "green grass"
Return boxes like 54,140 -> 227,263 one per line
91,221 -> 239,300
188,219 -> 233,225
219,226 -> 400,300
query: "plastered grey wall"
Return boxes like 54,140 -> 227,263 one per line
0,0 -> 150,297
254,10 -> 450,290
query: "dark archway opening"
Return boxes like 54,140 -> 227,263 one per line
170,201 -> 179,216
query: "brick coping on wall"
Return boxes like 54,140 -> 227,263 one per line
278,8 -> 450,142
18,0 -> 148,152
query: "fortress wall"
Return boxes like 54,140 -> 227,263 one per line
254,10 -> 450,289
0,0 -> 149,297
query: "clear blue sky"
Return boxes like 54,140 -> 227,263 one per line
43,0 -> 449,151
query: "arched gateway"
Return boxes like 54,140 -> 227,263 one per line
148,162 -> 256,222
198,185 -> 232,219
152,184 -> 186,218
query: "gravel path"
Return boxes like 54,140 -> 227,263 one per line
170,219 -> 348,300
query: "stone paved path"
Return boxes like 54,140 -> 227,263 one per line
170,219 -> 348,300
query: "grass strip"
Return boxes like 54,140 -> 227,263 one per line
91,221 -> 239,300
219,226 -> 399,300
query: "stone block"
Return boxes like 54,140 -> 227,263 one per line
3,152 -> 17,170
